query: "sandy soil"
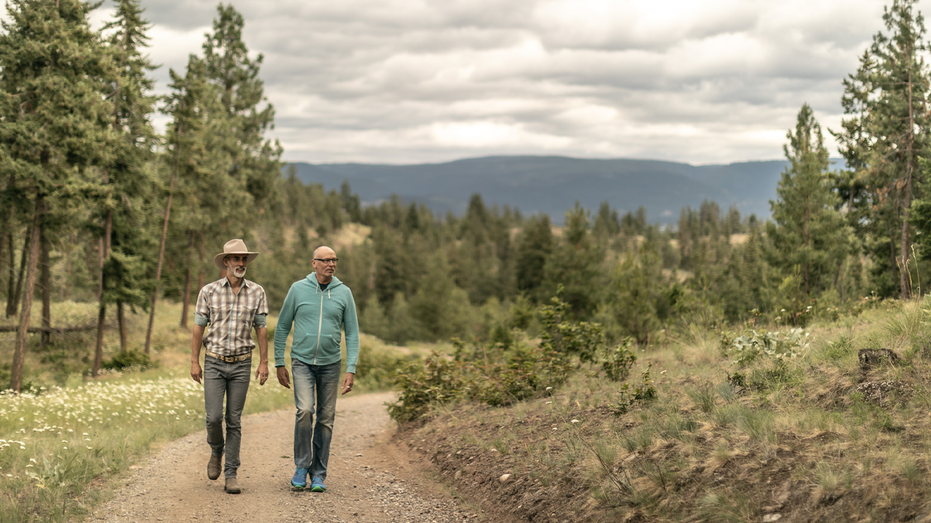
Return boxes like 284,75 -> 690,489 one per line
88,392 -> 481,523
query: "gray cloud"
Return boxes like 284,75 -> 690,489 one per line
52,0 -> 931,164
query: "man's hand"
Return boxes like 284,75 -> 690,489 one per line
340,372 -> 355,395
276,366 -> 291,389
255,361 -> 269,386
191,361 -> 203,384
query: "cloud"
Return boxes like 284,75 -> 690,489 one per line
2,0 -> 923,164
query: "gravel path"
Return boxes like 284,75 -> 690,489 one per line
89,392 -> 481,523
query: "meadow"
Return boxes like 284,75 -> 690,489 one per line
4,290 -> 931,522
0,300 -> 412,523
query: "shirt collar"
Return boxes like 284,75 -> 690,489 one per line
222,277 -> 250,289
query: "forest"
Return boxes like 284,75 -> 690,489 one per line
2,0 -> 931,395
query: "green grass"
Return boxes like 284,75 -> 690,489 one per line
0,300 -> 422,523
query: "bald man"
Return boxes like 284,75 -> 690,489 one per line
274,246 -> 360,492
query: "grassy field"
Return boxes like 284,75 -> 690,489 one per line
8,293 -> 931,522
0,300 -> 418,523
400,298 -> 931,522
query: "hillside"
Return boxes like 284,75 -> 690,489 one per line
285,156 -> 843,224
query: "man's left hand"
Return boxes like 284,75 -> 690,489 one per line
340,372 -> 355,395
255,361 -> 269,386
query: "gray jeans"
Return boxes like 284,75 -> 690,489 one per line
204,356 -> 251,478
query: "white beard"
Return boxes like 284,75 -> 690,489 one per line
232,267 -> 247,278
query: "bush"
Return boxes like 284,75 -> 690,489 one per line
729,328 -> 809,366
609,363 -> 657,415
353,344 -> 415,390
599,338 -> 637,382
539,294 -> 605,363
102,350 -> 157,371
473,343 -> 575,407
387,293 -> 634,423
387,352 -> 467,424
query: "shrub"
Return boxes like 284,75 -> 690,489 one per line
729,328 -> 809,366
609,364 -> 657,415
387,352 -> 467,424
599,338 -> 637,382
539,294 -> 605,363
102,350 -> 157,371
352,345 -> 416,390
473,344 -> 575,407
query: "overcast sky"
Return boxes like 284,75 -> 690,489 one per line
7,0 -> 927,165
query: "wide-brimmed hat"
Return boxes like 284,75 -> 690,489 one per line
214,239 -> 259,270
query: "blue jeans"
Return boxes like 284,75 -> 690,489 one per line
291,360 -> 341,480
204,357 -> 251,478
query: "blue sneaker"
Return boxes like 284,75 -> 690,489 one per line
310,477 -> 326,492
291,467 -> 308,489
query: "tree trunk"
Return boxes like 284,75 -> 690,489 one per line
64,232 -> 74,301
0,223 -> 5,303
40,229 -> 50,347
889,231 -> 899,295
145,151 -> 178,354
180,230 -> 195,328
10,195 -> 44,392
5,233 -> 13,315
7,231 -> 28,318
94,210 -> 112,376
93,302 -> 106,376
901,49 -> 916,301
197,231 -> 205,291
117,301 -> 127,351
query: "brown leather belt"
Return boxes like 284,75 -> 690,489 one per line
205,351 -> 252,363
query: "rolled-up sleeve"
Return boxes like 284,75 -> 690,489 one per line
194,288 -> 210,327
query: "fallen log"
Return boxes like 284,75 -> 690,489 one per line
0,324 -> 97,334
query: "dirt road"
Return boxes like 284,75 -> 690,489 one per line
89,392 -> 480,523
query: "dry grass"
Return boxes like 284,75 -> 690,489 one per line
403,299 -> 931,522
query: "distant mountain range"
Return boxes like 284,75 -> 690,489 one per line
285,156 -> 845,225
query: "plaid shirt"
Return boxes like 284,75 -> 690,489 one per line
194,278 -> 268,357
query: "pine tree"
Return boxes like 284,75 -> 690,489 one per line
0,0 -> 116,391
516,214 -> 554,299
542,202 -> 605,319
201,3 -> 282,215
146,54 -> 221,352
93,0 -> 159,371
832,0 -> 931,298
767,104 -> 853,298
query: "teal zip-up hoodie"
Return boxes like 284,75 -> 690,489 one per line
274,273 -> 359,373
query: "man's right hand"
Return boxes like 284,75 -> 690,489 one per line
191,361 -> 203,384
276,366 -> 291,389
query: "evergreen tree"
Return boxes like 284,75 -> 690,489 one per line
94,0 -> 159,370
516,214 -> 554,300
0,0 -> 116,391
592,201 -> 620,241
607,247 -> 673,345
202,3 -> 282,214
767,104 -> 852,298
833,0 -> 931,298
542,202 -> 605,319
146,54 -> 220,352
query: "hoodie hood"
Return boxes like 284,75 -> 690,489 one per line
306,273 -> 343,291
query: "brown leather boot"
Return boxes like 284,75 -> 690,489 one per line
224,476 -> 241,494
207,454 -> 221,480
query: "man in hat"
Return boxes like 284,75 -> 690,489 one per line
191,239 -> 269,494
275,245 -> 359,492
